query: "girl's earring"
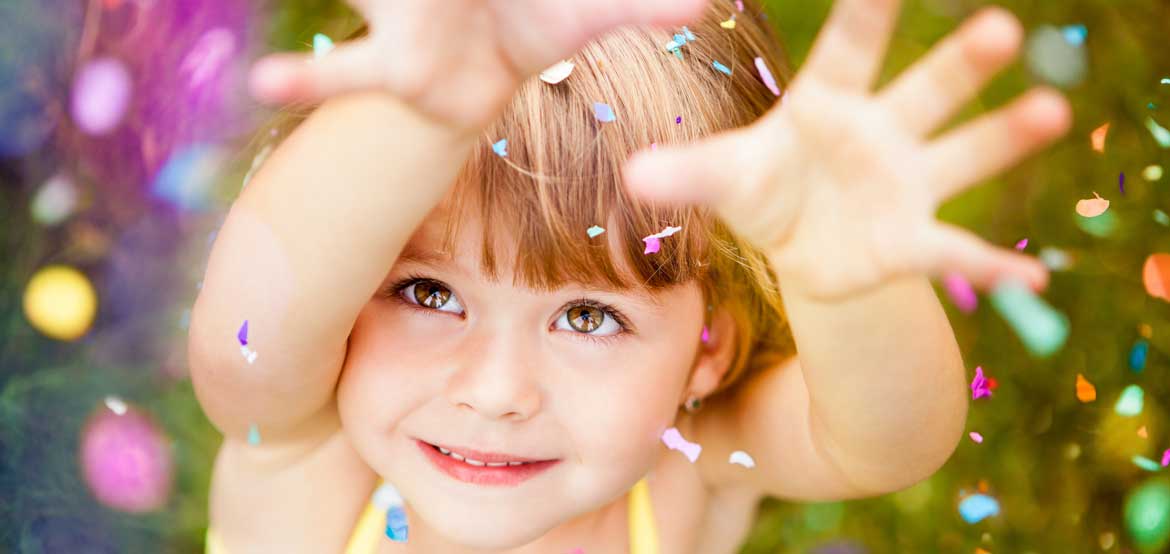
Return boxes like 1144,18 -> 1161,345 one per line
684,395 -> 703,413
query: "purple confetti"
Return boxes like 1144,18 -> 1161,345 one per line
593,102 -> 615,123
1015,238 -> 1028,250
675,116 -> 682,124
72,57 -> 133,136
237,320 -> 248,346
1120,171 -> 1126,194
970,366 -> 992,400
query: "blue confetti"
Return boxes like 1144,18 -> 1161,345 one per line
593,102 -> 616,123
958,494 -> 1000,524
1061,24 -> 1087,45
386,506 -> 409,542
1130,339 -> 1149,372
712,61 -> 732,75
492,138 -> 507,157
586,225 -> 605,238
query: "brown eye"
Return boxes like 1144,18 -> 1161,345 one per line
567,305 -> 605,333
412,281 -> 452,309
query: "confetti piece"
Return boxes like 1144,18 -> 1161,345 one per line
675,116 -> 682,124
593,102 -> 616,123
661,427 -> 701,462
492,138 -> 508,157
943,272 -> 978,313
959,494 -> 1000,524
539,60 -> 575,84
1075,192 -> 1109,217
1134,455 -> 1162,472
736,0 -> 744,11
1155,210 -> 1170,226
239,346 -> 258,364
1139,426 -> 1149,438
237,320 -> 249,346
1145,254 -> 1170,302
642,225 -> 683,254
1075,208 -> 1117,237
386,505 -> 409,542
1061,24 -> 1087,45
1121,172 -> 1126,194
989,280 -> 1069,358
1131,339 -> 1149,372
247,423 -> 261,445
1025,25 -> 1087,88
701,326 -> 709,343
180,28 -> 237,89
720,16 -> 736,29
1163,78 -> 1170,85
586,225 -> 605,238
1076,373 -> 1096,402
1144,165 -> 1163,181
755,57 -> 781,96
970,366 -> 992,400
650,143 -> 658,151
104,396 -> 127,415
664,26 -> 697,58
969,432 -> 984,444
72,57 -> 133,136
312,33 -> 334,59
1116,385 -> 1145,416
1148,117 -> 1170,148
1090,123 -> 1110,153
1162,449 -> 1170,466
1015,238 -> 1028,251
728,450 -> 755,468
712,60 -> 732,75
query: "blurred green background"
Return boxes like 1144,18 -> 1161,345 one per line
2,0 -> 1170,552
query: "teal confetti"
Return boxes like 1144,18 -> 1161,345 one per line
1061,24 -> 1087,45
958,494 -> 1000,524
1115,385 -> 1145,416
586,225 -> 605,238
1134,455 -> 1163,472
1162,78 -> 1170,85
491,139 -> 507,157
1131,339 -> 1150,372
1156,210 -> 1170,226
1075,209 -> 1117,237
313,33 -> 334,59
247,423 -> 261,445
712,60 -> 732,75
1146,117 -> 1170,148
989,280 -> 1069,358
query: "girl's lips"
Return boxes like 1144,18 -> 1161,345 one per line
416,440 -> 560,487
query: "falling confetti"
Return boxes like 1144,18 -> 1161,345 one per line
30,173 -> 79,227
492,139 -> 508,157
539,60 -> 575,84
593,102 -> 616,123
180,28 -> 237,89
312,33 -> 334,59
1162,450 -> 1170,467
755,57 -> 781,96
1131,339 -> 1150,372
1144,254 -> 1170,302
1116,385 -> 1145,416
736,0 -> 744,11
1147,117 -> 1170,148
712,60 -> 732,75
247,423 -> 261,445
1015,238 -> 1028,251
1025,25 -> 1087,88
1076,192 -> 1110,217
642,225 -> 683,254
1154,210 -> 1170,226
1134,456 -> 1163,472
23,265 -> 98,341
81,406 -> 174,513
1140,426 -> 1149,439
661,427 -> 701,462
989,280 -> 1069,358
1061,24 -> 1087,45
959,493 -> 1001,524
104,396 -> 128,415
1076,373 -> 1096,402
729,450 -> 755,468
969,432 -> 984,444
586,225 -> 605,238
1090,123 -> 1110,153
1144,165 -> 1163,181
71,57 -> 133,136
943,272 -> 978,313
970,366 -> 992,400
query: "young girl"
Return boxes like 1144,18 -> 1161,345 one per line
188,0 -> 1072,551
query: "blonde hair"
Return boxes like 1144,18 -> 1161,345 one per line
257,0 -> 796,398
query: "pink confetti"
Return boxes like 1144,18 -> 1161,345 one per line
650,142 -> 657,151
180,28 -> 237,88
1162,449 -> 1170,466
642,225 -> 682,254
754,57 -> 780,96
970,366 -> 992,400
701,326 -> 709,343
1015,238 -> 1028,250
943,272 -> 978,313
736,0 -> 744,11
661,427 -> 702,462
72,57 -> 133,136
969,432 -> 984,443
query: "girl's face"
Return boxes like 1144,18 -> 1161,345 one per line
337,202 -> 707,548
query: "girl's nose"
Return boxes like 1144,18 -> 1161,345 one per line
444,334 -> 542,421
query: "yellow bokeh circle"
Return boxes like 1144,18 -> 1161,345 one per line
23,265 -> 98,341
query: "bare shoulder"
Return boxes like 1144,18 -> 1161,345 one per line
209,419 -> 377,553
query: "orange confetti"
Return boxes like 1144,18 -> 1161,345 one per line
975,549 -> 992,554
1144,254 -> 1170,302
977,479 -> 990,493
1139,426 -> 1149,438
1076,192 -> 1110,217
1091,122 -> 1110,153
1140,323 -> 1153,339
1076,373 -> 1097,402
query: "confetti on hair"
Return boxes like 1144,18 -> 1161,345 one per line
675,116 -> 682,124
1075,373 -> 1096,402
539,60 -> 575,84
720,15 -> 736,29
665,26 -> 697,59
586,225 -> 605,238
969,432 -> 983,444
728,450 -> 755,468
593,102 -> 616,123
642,225 -> 683,254
1148,117 -> 1170,148
386,505 -> 409,542
312,33 -> 334,59
970,366 -> 992,400
1115,385 -> 1145,416
1015,238 -> 1028,251
661,427 -> 701,462
1090,122 -> 1109,153
755,57 -> 781,96
1133,455 -> 1162,472
1076,192 -> 1109,217
1144,254 -> 1170,302
712,60 -> 732,75
247,423 -> 261,445
701,326 -> 709,343
989,280 -> 1069,358
958,494 -> 1000,523
1144,165 -> 1163,181
736,0 -> 744,11
492,139 -> 508,157
105,396 -> 128,415
943,272 -> 977,313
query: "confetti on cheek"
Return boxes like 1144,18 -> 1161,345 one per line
539,60 -> 575,84
586,225 -> 605,238
728,450 -> 755,468
650,142 -> 657,151
661,427 -> 702,462
958,494 -> 1000,523
711,60 -> 732,75
1075,373 -> 1096,402
1143,254 -> 1170,302
237,320 -> 249,345
642,225 -> 683,254
943,272 -> 978,313
970,366 -> 992,399
1115,385 -> 1145,416
312,33 -> 334,59
1090,122 -> 1110,153
1130,339 -> 1149,372
1075,192 -> 1109,217
567,549 -> 585,554
969,432 -> 983,444
989,280 -> 1069,358
1147,117 -> 1170,148
593,102 -> 616,123
72,57 -> 133,136
492,139 -> 508,157
1015,238 -> 1028,251
755,57 -> 781,96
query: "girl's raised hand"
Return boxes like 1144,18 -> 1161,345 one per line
249,0 -> 708,133
623,1 -> 1072,301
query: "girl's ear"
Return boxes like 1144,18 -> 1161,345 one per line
683,307 -> 738,402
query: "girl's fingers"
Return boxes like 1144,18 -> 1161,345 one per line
799,0 -> 901,92
249,41 -> 381,105
923,87 -> 1072,204
876,6 -> 1023,138
925,223 -> 1049,292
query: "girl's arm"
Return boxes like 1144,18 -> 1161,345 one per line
188,92 -> 475,445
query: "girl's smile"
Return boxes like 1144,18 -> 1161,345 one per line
415,439 -> 562,487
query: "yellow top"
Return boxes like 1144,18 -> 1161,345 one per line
206,478 -> 658,553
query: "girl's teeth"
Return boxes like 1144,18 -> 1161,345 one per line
435,444 -> 535,466
464,458 -> 486,466
507,461 -> 524,466
486,462 -> 509,467
438,446 -> 451,455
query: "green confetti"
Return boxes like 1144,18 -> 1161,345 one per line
990,280 -> 1070,358
1134,456 -> 1163,472
1155,210 -> 1170,226
1116,385 -> 1145,416
1076,209 -> 1118,237
1146,117 -> 1170,148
